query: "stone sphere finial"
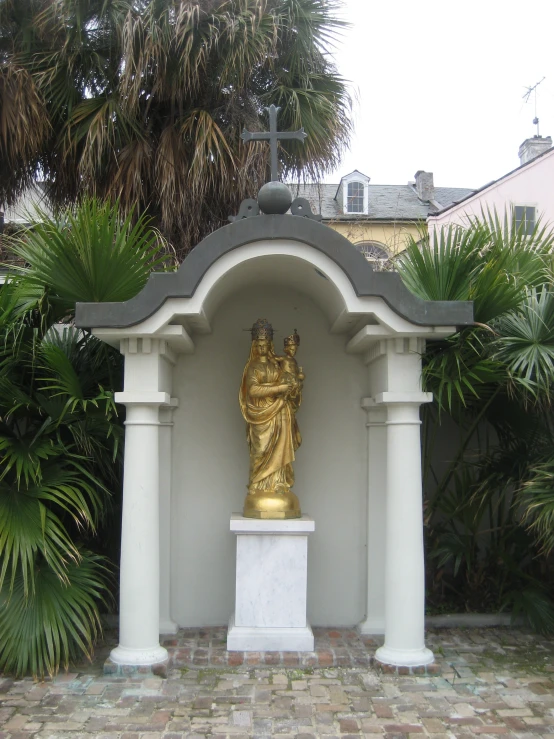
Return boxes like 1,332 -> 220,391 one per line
257,182 -> 293,215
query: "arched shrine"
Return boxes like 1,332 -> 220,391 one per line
76,193 -> 472,674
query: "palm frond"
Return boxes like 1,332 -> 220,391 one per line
398,211 -> 553,324
396,224 -> 482,305
492,288 -> 554,405
0,64 -> 49,204
519,459 -> 554,556
423,328 -> 504,411
0,551 -> 111,677
5,198 -> 169,307
0,0 -> 352,258
503,585 -> 554,635
0,462 -> 102,594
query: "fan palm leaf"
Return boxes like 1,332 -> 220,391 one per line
0,461 -> 102,594
0,204 -> 130,675
397,211 -> 551,324
5,198 -> 169,311
519,459 -> 554,556
0,64 -> 50,203
0,551 -> 110,677
396,224 -> 482,305
397,210 -> 554,410
503,585 -> 554,635
491,288 -> 554,405
0,0 -> 352,258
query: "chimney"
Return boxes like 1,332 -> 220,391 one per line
414,170 -> 434,201
518,135 -> 552,165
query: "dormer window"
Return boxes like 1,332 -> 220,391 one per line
335,170 -> 370,215
347,181 -> 364,213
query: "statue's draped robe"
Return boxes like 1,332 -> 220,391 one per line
239,356 -> 301,493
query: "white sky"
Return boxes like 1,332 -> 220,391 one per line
324,0 -> 554,189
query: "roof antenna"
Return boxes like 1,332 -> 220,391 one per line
522,77 -> 545,136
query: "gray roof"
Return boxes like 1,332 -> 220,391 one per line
289,183 -> 475,221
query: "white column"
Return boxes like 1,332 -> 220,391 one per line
159,403 -> 179,635
110,393 -> 170,667
374,392 -> 434,667
358,399 -> 387,635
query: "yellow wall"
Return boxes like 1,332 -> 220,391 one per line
326,220 -> 425,257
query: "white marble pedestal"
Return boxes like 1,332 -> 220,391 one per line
227,514 -> 315,652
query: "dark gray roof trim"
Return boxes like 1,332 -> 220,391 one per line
75,215 -> 473,329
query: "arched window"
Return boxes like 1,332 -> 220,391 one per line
347,181 -> 365,213
355,241 -> 389,261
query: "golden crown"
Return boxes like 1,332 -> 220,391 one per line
284,329 -> 300,347
250,318 -> 274,341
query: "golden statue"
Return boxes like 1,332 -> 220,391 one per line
239,319 -> 304,519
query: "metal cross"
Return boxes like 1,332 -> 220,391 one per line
240,105 -> 307,182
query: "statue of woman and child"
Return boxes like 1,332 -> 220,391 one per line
239,318 -> 305,519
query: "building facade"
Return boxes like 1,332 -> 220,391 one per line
293,170 -> 474,263
428,136 -> 554,233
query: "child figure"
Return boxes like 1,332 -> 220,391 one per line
277,329 -> 305,397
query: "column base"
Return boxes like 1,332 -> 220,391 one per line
357,618 -> 385,636
159,619 -> 179,635
104,655 -> 169,678
109,644 -> 169,672
375,644 -> 434,668
227,613 -> 314,652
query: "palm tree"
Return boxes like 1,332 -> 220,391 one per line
0,199 -> 166,676
396,211 -> 554,632
0,0 -> 352,259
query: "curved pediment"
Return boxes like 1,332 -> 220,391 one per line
75,215 -> 473,331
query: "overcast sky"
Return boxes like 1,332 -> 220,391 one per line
323,0 -> 554,189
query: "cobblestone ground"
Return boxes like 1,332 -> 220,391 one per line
1,627 -> 553,739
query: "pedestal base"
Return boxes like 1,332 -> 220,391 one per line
228,514 -> 315,652
227,613 -> 314,651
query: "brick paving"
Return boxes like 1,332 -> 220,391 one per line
162,628 -> 384,670
157,628 -> 439,675
0,627 -> 553,738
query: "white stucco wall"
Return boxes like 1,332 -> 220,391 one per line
428,148 -> 554,232
170,284 -> 368,627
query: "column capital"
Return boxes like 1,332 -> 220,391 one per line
360,397 -> 387,425
121,337 -> 177,365
374,391 -> 433,406
115,391 -> 172,406
159,399 -> 179,425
